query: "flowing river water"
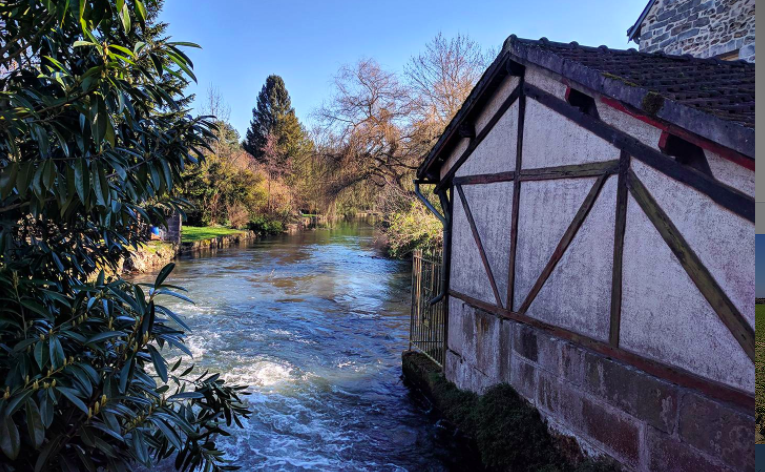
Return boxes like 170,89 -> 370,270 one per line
133,220 -> 475,471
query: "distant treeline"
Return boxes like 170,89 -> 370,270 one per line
756,298 -> 765,304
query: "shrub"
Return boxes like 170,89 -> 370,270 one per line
247,216 -> 285,236
0,1 -> 249,470
384,201 -> 443,258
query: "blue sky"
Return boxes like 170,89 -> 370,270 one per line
161,0 -> 648,137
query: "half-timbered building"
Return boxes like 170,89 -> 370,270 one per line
414,36 -> 754,471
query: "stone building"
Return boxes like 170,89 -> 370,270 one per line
414,36 -> 754,471
627,0 -> 755,62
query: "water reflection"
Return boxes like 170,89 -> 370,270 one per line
132,221 -> 476,471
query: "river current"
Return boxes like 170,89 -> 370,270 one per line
133,221 -> 473,471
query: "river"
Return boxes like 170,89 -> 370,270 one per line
133,220 -> 474,471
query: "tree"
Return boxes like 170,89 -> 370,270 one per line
406,32 -> 492,140
0,1 -> 249,470
243,75 -> 310,168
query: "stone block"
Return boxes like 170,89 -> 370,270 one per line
510,356 -> 538,402
583,352 -> 678,434
537,372 -> 584,427
677,392 -> 754,472
647,427 -> 738,472
581,398 -> 641,467
498,318 -> 514,383
513,324 -> 538,362
473,309 -> 501,380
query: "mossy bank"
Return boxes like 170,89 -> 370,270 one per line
401,351 -> 621,472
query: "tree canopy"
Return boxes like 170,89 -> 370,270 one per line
0,1 -> 249,470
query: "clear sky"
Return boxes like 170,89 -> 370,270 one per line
161,0 -> 648,137
757,235 -> 765,298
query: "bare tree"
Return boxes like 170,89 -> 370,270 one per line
315,59 -> 417,197
406,32 -> 493,149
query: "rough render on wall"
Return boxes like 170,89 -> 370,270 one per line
513,177 -> 597,310
445,297 -> 754,471
525,67 -> 568,100
522,99 -> 620,169
637,0 -> 755,62
620,192 -> 753,392
440,137 -> 469,180
596,102 -> 663,151
704,149 -> 755,198
631,160 -> 754,329
451,182 -> 514,306
525,176 -> 617,342
475,76 -> 520,135
455,102 -> 518,177
461,183 -> 514,307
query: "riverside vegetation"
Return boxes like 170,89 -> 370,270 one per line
0,1 -> 250,470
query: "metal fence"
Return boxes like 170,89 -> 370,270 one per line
409,249 -> 446,367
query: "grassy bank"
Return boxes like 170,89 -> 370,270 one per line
182,226 -> 246,243
756,305 -> 764,443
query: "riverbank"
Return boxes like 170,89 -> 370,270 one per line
401,351 -> 621,472
123,228 -> 257,275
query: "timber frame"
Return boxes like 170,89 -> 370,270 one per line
417,51 -> 755,411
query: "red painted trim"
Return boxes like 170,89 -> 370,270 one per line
600,97 -> 754,172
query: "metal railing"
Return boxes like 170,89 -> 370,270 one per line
409,249 -> 446,367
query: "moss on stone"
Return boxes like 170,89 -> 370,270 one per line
402,352 -> 623,472
602,73 -> 639,88
640,91 -> 665,116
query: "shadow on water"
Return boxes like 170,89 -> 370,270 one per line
132,219 -> 480,471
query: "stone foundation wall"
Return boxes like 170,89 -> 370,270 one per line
636,0 -> 755,62
445,296 -> 754,472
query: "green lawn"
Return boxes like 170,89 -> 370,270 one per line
756,304 -> 764,443
181,226 -> 245,243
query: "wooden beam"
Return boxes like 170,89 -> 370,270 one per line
453,171 -> 514,186
626,170 -> 755,362
436,85 -> 522,192
609,151 -> 629,347
507,84 -> 526,311
458,123 -> 476,139
449,289 -> 754,412
456,184 -> 504,309
518,172 -> 610,314
523,83 -> 754,223
519,160 -> 619,182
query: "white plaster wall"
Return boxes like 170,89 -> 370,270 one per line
440,137 -> 470,180
514,178 -> 597,311
525,67 -> 568,100
620,194 -> 753,393
525,176 -> 617,341
461,182 -> 514,307
522,99 -> 620,169
455,102 -> 518,177
451,183 -> 505,305
704,149 -> 755,199
632,160 -> 754,329
475,76 -> 520,135
596,102 -> 662,151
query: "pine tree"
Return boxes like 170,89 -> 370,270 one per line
243,75 -> 309,165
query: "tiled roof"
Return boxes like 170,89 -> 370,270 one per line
512,37 -> 755,129
418,36 -> 755,180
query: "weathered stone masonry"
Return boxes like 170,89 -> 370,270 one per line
630,0 -> 755,62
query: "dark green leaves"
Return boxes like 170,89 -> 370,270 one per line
57,387 -> 89,414
0,1 -> 249,471
26,401 -> 45,449
0,416 -> 20,460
